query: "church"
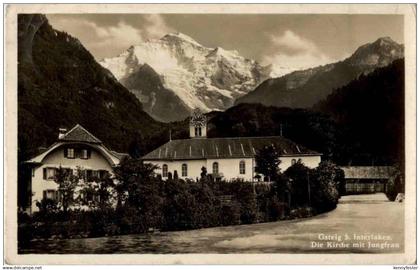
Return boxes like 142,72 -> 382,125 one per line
142,110 -> 322,181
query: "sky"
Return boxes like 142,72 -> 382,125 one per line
47,14 -> 404,70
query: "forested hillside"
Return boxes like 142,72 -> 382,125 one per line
315,59 -> 404,166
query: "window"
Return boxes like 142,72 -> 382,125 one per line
93,194 -> 101,203
63,168 -> 72,176
43,167 -> 56,180
83,190 -> 100,203
182,164 -> 188,177
291,159 -> 297,165
43,189 -> 60,201
195,126 -> 202,137
80,170 -> 87,180
212,162 -> 219,175
65,148 -> 75,159
162,164 -> 168,178
86,170 -> 93,179
85,170 -> 99,179
80,149 -> 90,159
99,170 -> 108,179
239,160 -> 246,174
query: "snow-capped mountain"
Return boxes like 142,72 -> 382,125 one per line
100,33 -> 270,122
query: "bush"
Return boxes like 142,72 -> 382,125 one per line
310,161 -> 341,213
290,207 -> 314,219
268,196 -> 286,221
163,179 -> 198,230
220,201 -> 241,226
385,168 -> 404,201
115,206 -> 144,234
229,180 -> 258,224
284,163 -> 311,208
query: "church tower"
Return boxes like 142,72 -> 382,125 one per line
189,109 -> 207,138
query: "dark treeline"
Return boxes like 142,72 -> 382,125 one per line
206,104 -> 338,161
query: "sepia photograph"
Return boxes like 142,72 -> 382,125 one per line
3,3 -> 417,265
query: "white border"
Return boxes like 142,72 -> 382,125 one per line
3,3 -> 417,265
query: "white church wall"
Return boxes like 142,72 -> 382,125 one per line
146,159 -> 207,181
145,155 -> 321,183
206,158 -> 254,181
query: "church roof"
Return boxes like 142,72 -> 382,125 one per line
142,136 -> 321,161
59,124 -> 102,144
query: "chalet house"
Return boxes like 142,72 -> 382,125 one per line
23,124 -> 127,214
142,111 -> 322,181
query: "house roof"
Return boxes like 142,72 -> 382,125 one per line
26,124 -> 128,166
142,136 -> 321,161
109,150 -> 130,160
59,124 -> 102,144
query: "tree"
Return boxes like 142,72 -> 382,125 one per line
128,132 -> 145,159
54,166 -> 79,213
284,162 -> 311,207
385,166 -> 404,201
113,158 -> 164,231
35,198 -> 59,214
163,178 -> 198,230
229,180 -> 258,224
113,158 -> 157,206
255,145 -> 281,181
310,161 -> 341,213
200,166 -> 207,179
78,169 -> 116,210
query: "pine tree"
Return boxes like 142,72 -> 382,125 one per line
255,145 -> 281,181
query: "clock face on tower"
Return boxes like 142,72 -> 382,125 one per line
190,109 -> 206,127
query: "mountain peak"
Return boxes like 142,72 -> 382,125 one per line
348,36 -> 403,67
161,32 -> 203,47
207,46 -> 240,59
100,31 -> 270,121
374,36 -> 398,45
